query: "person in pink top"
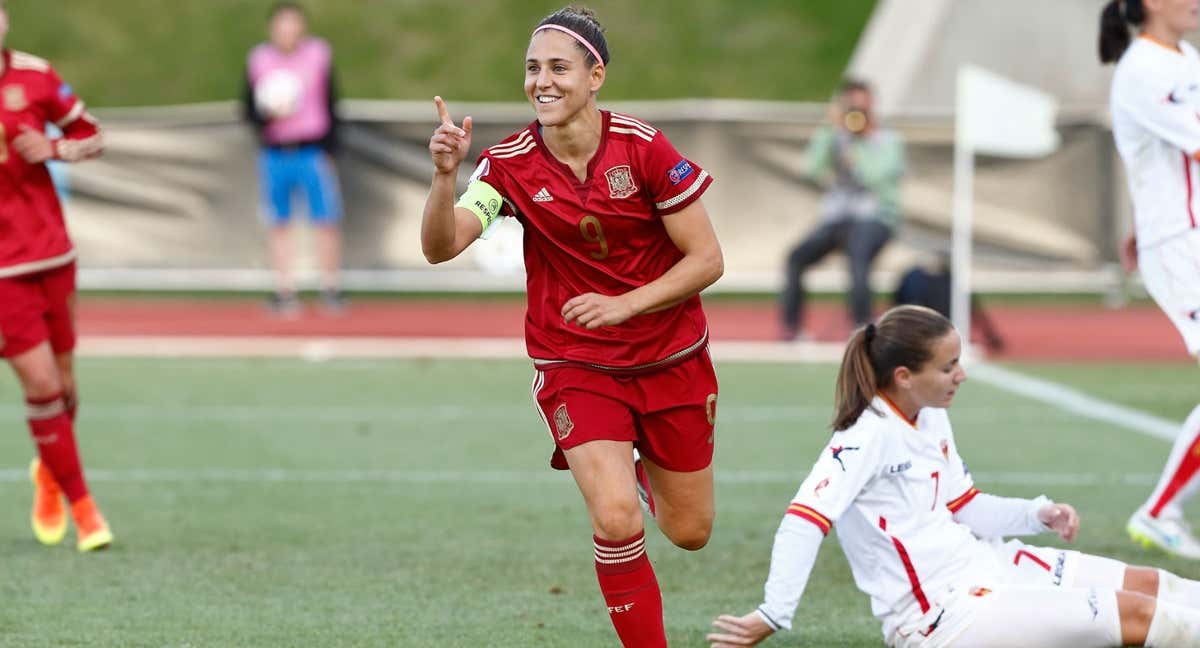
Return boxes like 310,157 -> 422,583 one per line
243,2 -> 343,315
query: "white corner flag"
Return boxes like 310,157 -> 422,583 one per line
951,65 -> 1059,360
956,65 -> 1060,157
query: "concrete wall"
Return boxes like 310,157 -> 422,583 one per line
69,101 -> 1121,293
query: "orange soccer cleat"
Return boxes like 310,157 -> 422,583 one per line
29,458 -> 67,546
70,495 -> 113,553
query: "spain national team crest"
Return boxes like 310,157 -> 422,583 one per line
3,85 -> 28,112
553,403 -> 574,440
939,439 -> 950,460
604,165 -> 638,199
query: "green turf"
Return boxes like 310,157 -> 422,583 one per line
0,358 -> 1197,646
1,0 -> 876,107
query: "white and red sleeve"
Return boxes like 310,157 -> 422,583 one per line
42,66 -> 102,162
954,493 -> 1052,539
758,426 -> 884,630
940,419 -> 1051,537
635,122 -> 713,216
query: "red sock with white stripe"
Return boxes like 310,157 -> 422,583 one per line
27,394 -> 89,502
594,531 -> 667,648
1145,405 -> 1200,518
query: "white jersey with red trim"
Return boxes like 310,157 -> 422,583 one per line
773,397 -> 999,641
1111,36 -> 1200,248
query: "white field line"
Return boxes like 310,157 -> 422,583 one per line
77,336 -> 847,363
970,363 -> 1181,442
0,468 -> 1160,486
0,403 -> 841,423
0,402 -> 1106,424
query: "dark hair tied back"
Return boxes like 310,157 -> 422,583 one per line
831,306 -> 953,431
536,5 -> 611,66
1099,0 -> 1144,64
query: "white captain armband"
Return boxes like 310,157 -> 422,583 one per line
455,179 -> 506,240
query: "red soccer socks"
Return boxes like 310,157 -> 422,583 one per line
594,531 -> 667,647
26,394 -> 88,502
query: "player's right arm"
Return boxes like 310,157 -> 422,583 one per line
708,427 -> 884,645
422,96 -> 484,264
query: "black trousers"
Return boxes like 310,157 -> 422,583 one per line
780,219 -> 893,332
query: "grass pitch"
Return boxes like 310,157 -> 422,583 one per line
0,358 -> 1197,646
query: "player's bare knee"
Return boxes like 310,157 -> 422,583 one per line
1116,590 -> 1157,644
1123,566 -> 1160,598
591,501 -> 643,541
667,524 -> 711,551
22,372 -> 63,401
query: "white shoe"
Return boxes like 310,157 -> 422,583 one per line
1128,511 -> 1200,559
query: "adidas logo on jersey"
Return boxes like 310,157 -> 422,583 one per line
532,187 -> 553,202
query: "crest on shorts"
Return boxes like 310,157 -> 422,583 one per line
553,403 -> 574,440
939,439 -> 949,460
604,165 -> 638,199
3,85 -> 28,112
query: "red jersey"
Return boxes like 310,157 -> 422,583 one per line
472,111 -> 714,371
0,49 -> 103,279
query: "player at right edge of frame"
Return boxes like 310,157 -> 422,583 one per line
1100,0 -> 1200,558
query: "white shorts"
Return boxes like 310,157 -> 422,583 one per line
989,538 -> 1125,590
889,542 -> 1129,648
1140,229 -> 1200,356
947,586 -> 1123,648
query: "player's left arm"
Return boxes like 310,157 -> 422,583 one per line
942,425 -> 1078,541
13,67 -> 102,165
561,198 -> 723,329
955,493 -> 1078,543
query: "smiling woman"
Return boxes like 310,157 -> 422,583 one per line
417,5 -> 726,646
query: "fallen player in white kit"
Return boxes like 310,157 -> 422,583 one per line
709,306 -> 1200,648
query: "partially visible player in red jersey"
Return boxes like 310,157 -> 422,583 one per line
0,0 -> 112,552
420,6 -> 723,645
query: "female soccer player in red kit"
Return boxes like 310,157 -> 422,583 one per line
421,6 -> 723,645
0,0 -> 112,552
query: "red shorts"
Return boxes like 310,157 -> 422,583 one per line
0,262 -> 77,359
532,348 -> 719,473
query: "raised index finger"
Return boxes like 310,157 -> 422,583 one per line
434,96 -> 453,126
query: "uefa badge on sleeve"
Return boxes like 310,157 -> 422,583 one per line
604,165 -> 637,199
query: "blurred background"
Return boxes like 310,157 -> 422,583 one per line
3,0 -> 1141,298
8,2 -> 1200,646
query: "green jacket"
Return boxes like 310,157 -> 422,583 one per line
804,125 -> 905,226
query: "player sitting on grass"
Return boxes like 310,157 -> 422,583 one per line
710,305 -> 1200,647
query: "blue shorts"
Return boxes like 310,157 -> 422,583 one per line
257,145 -> 343,225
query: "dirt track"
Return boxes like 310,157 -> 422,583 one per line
75,297 -> 1194,362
